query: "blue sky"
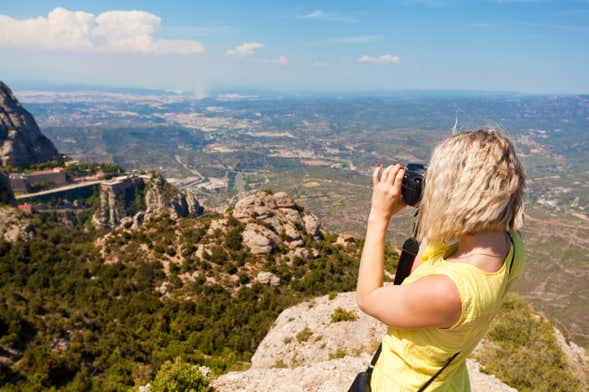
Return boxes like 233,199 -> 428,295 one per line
0,0 -> 588,94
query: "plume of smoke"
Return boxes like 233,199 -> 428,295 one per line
451,109 -> 461,135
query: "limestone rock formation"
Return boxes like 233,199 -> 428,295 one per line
0,81 -> 59,168
92,173 -> 203,229
250,292 -> 385,369
0,171 -> 15,205
0,207 -> 33,242
232,191 -> 323,255
144,174 -> 203,220
212,291 -> 517,392
553,327 -> 589,386
132,211 -> 145,230
242,223 -> 280,255
92,175 -> 145,229
256,271 -> 281,286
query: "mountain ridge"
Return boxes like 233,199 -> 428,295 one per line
0,81 -> 59,169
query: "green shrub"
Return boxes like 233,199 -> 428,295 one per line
296,327 -> 313,342
238,273 -> 250,285
331,307 -> 358,323
224,227 -> 243,251
151,357 -> 214,392
329,347 -> 347,359
273,359 -> 287,368
475,293 -> 583,392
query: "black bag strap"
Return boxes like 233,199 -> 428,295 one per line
417,351 -> 460,392
368,343 -> 382,369
506,232 -> 515,274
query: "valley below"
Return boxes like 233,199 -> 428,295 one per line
24,88 -> 589,347
2,85 -> 588,390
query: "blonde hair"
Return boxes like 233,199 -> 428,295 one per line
416,128 -> 525,242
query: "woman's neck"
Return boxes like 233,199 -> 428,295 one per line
449,231 -> 510,271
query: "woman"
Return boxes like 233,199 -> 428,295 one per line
356,128 -> 525,391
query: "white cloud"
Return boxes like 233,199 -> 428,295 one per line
298,9 -> 358,23
302,10 -> 324,19
0,7 -> 203,55
358,54 -> 401,64
225,42 -> 264,57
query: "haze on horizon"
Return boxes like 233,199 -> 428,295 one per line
0,0 -> 588,95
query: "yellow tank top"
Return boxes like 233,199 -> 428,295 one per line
370,230 -> 525,392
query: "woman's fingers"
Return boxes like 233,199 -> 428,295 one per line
377,162 -> 404,191
381,165 -> 392,184
392,166 -> 405,191
385,164 -> 400,185
372,164 -> 382,186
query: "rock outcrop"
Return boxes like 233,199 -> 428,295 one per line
144,173 -> 202,220
212,292 -> 517,392
553,327 -> 589,386
256,271 -> 281,286
0,207 -> 33,242
0,81 -> 59,168
92,173 -> 203,229
232,191 -> 322,256
0,171 -> 15,205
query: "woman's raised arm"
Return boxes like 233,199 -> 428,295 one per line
356,163 -> 461,329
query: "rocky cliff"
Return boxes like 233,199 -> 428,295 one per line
212,292 -> 518,392
92,173 -> 203,229
0,171 -> 15,205
95,190 -> 332,293
231,191 -> 322,256
0,81 -> 59,168
0,207 -> 33,242
144,173 -> 203,220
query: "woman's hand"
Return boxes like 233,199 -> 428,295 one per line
369,163 -> 406,222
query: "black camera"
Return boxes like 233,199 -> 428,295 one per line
402,163 -> 427,207
378,163 -> 427,207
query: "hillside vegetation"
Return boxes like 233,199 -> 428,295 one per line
476,293 -> 587,391
0,190 -> 586,391
0,192 -> 387,391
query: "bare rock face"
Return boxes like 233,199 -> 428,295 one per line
132,211 -> 145,230
145,174 -> 203,220
0,206 -> 33,242
213,355 -> 373,392
232,191 -> 323,255
251,292 -> 385,368
302,214 -> 321,238
242,223 -> 280,255
0,171 -> 15,205
0,81 -> 59,168
93,173 -> 203,229
185,190 -> 202,216
553,327 -> 589,386
212,291 -> 517,392
92,176 -> 145,229
256,271 -> 281,286
273,191 -> 296,208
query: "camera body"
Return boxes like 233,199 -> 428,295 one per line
402,163 -> 427,207
378,162 -> 427,207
